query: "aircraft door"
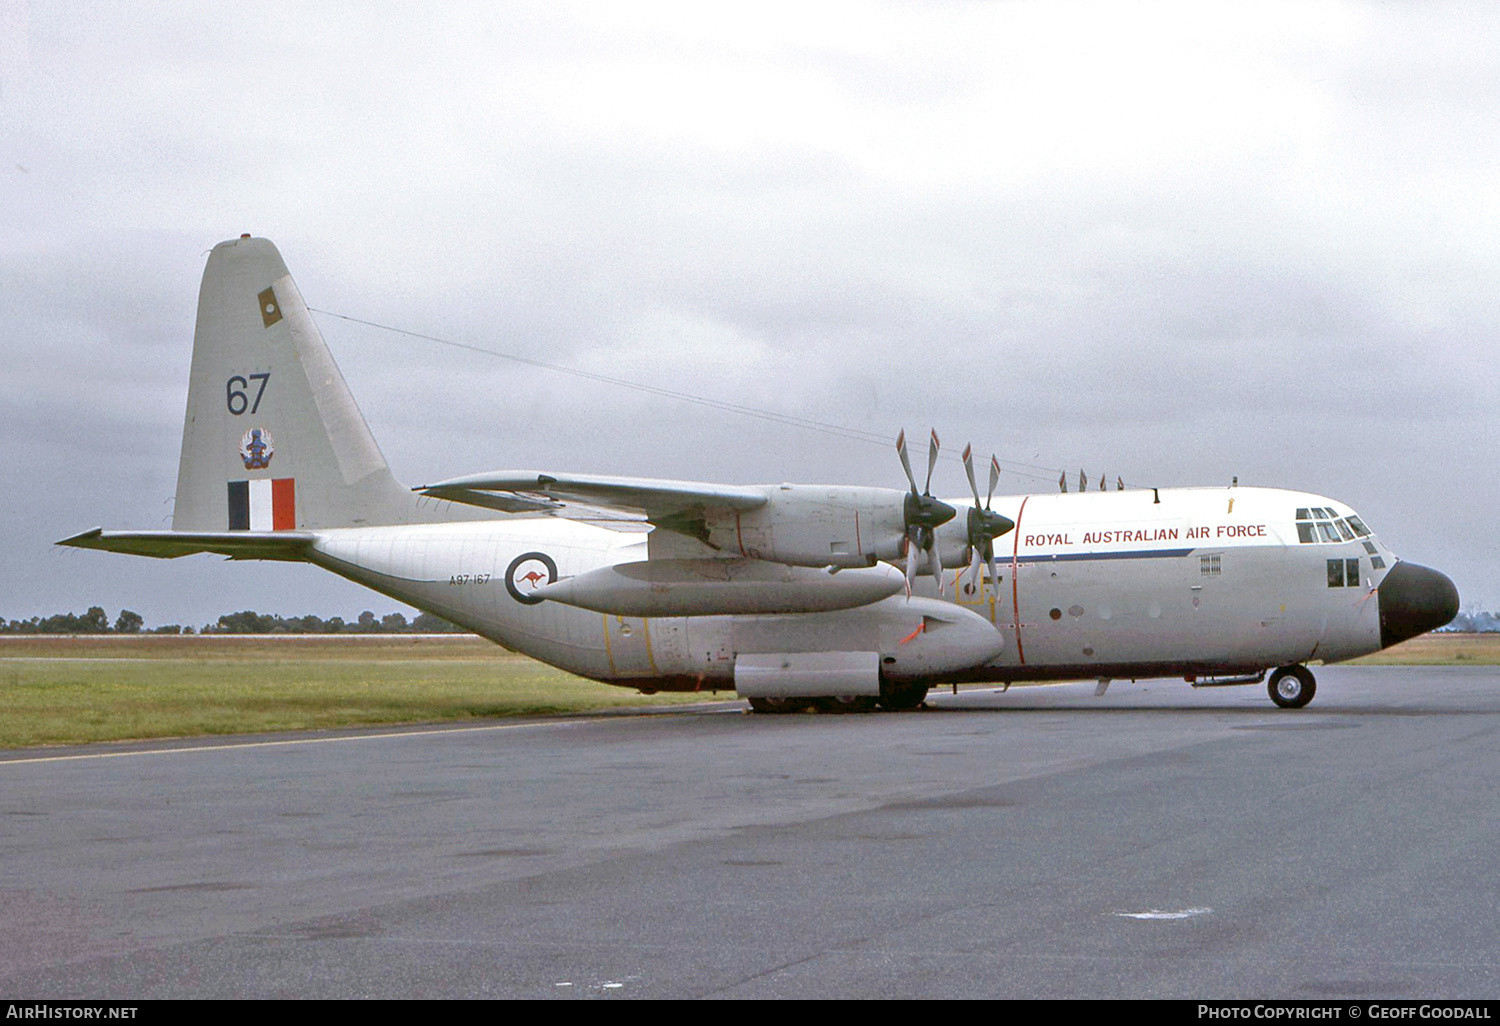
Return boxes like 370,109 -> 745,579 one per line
955,564 -> 1004,627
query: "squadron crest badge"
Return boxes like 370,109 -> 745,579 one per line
239,427 -> 275,470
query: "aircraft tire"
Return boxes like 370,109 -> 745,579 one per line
747,696 -> 813,714
878,681 -> 929,712
817,696 -> 878,714
1268,665 -> 1316,709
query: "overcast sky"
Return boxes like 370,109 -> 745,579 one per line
3,1 -> 1496,626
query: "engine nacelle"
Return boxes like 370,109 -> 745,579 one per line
700,484 -> 912,568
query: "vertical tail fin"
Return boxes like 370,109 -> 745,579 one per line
172,236 -> 429,530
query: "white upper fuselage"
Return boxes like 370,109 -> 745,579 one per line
302,484 -> 1394,690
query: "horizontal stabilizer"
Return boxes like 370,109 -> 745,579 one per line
57,528 -> 315,561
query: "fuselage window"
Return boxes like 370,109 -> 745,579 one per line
1317,522 -> 1340,543
1371,556 -> 1386,569
1345,515 -> 1371,538
1296,508 -> 1311,521
1327,557 -> 1361,587
1297,523 -> 1316,543
1334,519 -> 1355,541
1362,540 -> 1377,555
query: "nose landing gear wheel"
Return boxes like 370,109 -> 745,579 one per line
878,681 -> 930,712
1268,665 -> 1316,709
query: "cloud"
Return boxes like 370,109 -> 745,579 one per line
4,1 -> 1497,617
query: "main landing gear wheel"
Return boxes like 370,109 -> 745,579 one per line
878,681 -> 929,712
1268,665 -> 1316,709
817,696 -> 878,714
746,696 -> 813,714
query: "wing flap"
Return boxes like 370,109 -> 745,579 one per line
417,486 -> 563,515
58,528 -> 316,561
415,471 -> 768,519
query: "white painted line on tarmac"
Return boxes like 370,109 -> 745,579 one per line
0,708 -> 738,766
1113,907 -> 1213,920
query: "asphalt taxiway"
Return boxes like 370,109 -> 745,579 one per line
3,665 -> 1498,998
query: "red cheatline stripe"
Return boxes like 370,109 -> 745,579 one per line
1011,495 -> 1029,665
272,478 -> 296,530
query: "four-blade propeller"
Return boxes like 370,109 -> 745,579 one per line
896,429 -> 956,597
961,444 -> 1016,595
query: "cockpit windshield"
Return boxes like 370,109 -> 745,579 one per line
1296,507 -> 1374,544
1294,507 -> 1385,566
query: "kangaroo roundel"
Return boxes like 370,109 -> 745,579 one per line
505,552 -> 558,605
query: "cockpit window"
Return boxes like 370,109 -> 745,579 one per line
1294,506 -> 1378,545
1296,504 -> 1374,546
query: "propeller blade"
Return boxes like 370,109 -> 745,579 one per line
987,456 -> 1000,508
962,444 -> 982,508
967,545 -> 982,592
924,429 -> 940,495
986,543 -> 1000,596
904,535 -> 918,596
896,430 -> 918,495
929,539 -> 945,597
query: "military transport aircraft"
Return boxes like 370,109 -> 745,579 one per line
61,236 -> 1459,711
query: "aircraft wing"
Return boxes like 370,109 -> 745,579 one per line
415,472 -> 768,525
57,528 -> 316,561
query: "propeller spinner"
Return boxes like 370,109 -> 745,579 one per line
962,444 -> 1016,594
896,429 -> 956,597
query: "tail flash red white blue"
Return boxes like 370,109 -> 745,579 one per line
227,478 -> 296,530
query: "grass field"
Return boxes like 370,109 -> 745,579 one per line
1348,632 -> 1500,665
0,632 -> 1490,749
0,634 -> 729,749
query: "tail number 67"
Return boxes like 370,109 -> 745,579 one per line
226,373 -> 271,415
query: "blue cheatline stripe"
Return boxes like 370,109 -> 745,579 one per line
226,481 -> 249,531
1013,547 -> 1195,565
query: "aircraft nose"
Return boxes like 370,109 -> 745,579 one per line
1379,561 -> 1460,649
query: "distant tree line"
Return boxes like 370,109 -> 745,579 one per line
1443,610 -> 1500,633
0,608 -> 465,635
